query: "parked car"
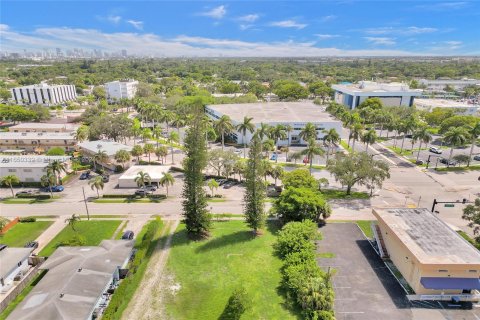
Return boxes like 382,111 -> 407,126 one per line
135,189 -> 152,197
270,154 -> 278,161
223,181 -> 237,189
121,230 -> 134,240
233,149 -> 242,155
24,241 -> 39,249
79,171 -> 91,180
439,158 -> 457,166
0,244 -> 7,251
217,179 -> 227,186
474,155 -> 480,161
405,134 -> 413,139
429,147 -> 442,154
145,185 -> 157,192
42,185 -> 64,192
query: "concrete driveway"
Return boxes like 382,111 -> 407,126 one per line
317,223 -> 480,320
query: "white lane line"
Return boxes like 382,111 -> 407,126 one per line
337,311 -> 365,314
383,200 -> 390,205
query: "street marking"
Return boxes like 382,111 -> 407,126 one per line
383,200 -> 390,205
337,311 -> 365,314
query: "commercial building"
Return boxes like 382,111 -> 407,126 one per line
78,140 -> 132,170
205,101 -> 343,145
105,79 -> 138,101
415,99 -> 480,116
332,81 -> 422,110
11,83 -> 77,106
0,132 -> 77,153
118,165 -> 171,188
0,155 -> 71,183
7,240 -> 134,320
419,79 -> 480,92
373,208 -> 480,299
8,123 -> 79,133
0,248 -> 33,293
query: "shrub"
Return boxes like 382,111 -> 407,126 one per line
16,194 -> 50,200
19,217 -> 36,223
219,287 -> 250,320
57,234 -> 86,247
102,194 -> 135,198
274,220 -> 319,258
146,194 -> 167,200
46,147 -> 66,156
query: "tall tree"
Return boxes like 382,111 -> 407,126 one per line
114,149 -> 131,170
236,116 -> 256,158
155,145 -> 169,163
270,124 -> 287,149
182,104 -> 211,239
285,124 -> 294,147
40,170 -> 56,198
467,122 -> 480,167
135,171 -> 151,189
349,123 -> 363,152
361,128 -> 377,152
322,128 -> 340,163
159,172 -> 175,196
299,123 -> 317,143
88,175 -> 104,198
1,175 -> 20,198
412,127 -> 432,163
443,127 -> 470,166
300,139 -> 325,175
214,115 -> 234,150
93,150 -> 108,172
256,122 -> 271,141
143,143 -> 155,163
47,160 -> 66,185
131,145 -> 143,162
168,131 -> 180,164
244,135 -> 266,236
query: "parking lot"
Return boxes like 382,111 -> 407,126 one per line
317,223 -> 480,320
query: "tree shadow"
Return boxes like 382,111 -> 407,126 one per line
274,283 -> 303,319
195,230 -> 255,253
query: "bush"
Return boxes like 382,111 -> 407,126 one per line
138,160 -> 162,165
19,217 -> 36,223
16,194 -> 50,200
102,194 -> 135,198
274,220 -> 319,258
114,165 -> 124,173
219,287 -> 250,320
147,194 -> 167,200
46,147 -> 66,156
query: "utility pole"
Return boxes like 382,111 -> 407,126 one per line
82,186 -> 90,221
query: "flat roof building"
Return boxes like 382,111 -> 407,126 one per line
7,240 -> 133,320
332,81 -> 422,110
205,101 -> 343,145
419,78 -> 480,92
415,98 -> 480,116
8,123 -> 79,133
0,155 -> 71,183
0,132 -> 77,152
373,208 -> 480,298
0,248 -> 33,293
11,83 -> 77,106
118,165 -> 171,188
105,79 -> 138,101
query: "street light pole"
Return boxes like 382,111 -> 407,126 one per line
82,186 -> 90,221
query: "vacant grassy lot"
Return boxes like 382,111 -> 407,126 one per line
38,220 -> 121,256
0,221 -> 53,247
165,220 -> 300,319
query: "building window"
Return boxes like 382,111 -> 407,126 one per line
17,261 -> 22,267
469,270 -> 477,273
23,169 -> 32,172
438,269 -> 448,272
8,169 -> 16,172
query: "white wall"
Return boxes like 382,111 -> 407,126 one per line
0,257 -> 29,293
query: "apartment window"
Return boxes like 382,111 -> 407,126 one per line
438,269 -> 448,272
23,169 -> 32,172
469,270 -> 478,273
17,261 -> 22,267
8,169 -> 16,172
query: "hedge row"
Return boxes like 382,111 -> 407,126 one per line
19,217 -> 36,222
102,217 -> 163,319
102,194 -> 167,199
275,221 -> 335,320
16,194 -> 51,200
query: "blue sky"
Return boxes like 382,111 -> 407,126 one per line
1,1 -> 479,56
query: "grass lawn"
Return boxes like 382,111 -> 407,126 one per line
387,146 -> 414,157
0,221 -> 53,247
340,139 -> 352,153
318,252 -> 335,258
38,220 -> 121,256
435,165 -> 480,172
457,231 -> 480,250
79,214 -> 128,219
328,220 -> 375,238
276,162 -> 325,170
92,197 -> 165,203
0,197 -> 55,204
321,189 -> 370,200
206,198 -> 227,203
165,220 -> 300,319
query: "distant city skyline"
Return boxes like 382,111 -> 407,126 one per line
1,1 -> 479,57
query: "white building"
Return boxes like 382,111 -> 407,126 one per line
78,140 -> 132,170
0,156 -> 71,183
419,79 -> 480,92
105,79 -> 138,101
332,81 -> 422,110
205,102 -> 343,145
415,99 -> 480,116
8,123 -> 79,133
0,132 -> 77,153
118,165 -> 171,188
0,248 -> 33,293
11,83 -> 77,106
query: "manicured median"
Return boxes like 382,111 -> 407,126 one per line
0,221 -> 53,247
165,220 -> 300,319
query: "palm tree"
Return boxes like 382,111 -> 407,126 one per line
141,128 -> 152,143
114,149 -> 131,170
322,128 -> 340,162
214,115 -> 234,150
159,172 -> 175,196
171,115 -> 186,134
131,145 -> 143,163
467,122 -> 480,167
262,139 -> 275,159
135,171 -> 151,189
412,127 -> 432,163
131,120 -> 142,145
399,116 -> 418,153
236,116 -> 255,158
207,179 -> 219,197
361,128 -> 377,152
285,124 -> 294,147
152,126 -> 163,148
270,124 -> 287,148
75,125 -> 89,142
444,127 -> 470,166
269,166 -> 284,186
40,170 -> 56,198
299,122 -> 317,143
160,110 -> 175,132
1,175 -> 20,197
168,131 -> 180,164
300,139 -> 325,174
256,122 -> 271,141
143,143 -> 155,163
65,214 -> 81,231
280,146 -> 289,163
89,175 -> 104,198
47,160 -> 67,185
155,146 -> 169,163
349,123 -> 363,152
93,150 -> 108,172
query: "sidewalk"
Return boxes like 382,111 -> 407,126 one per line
33,218 -> 66,254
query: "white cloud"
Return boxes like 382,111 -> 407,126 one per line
199,5 -> 227,19
364,37 -> 396,45
364,26 -> 438,35
1,25 -> 433,57
315,34 -> 340,39
127,20 -> 144,30
269,20 -> 307,30
107,15 -> 122,24
237,14 -> 259,23
320,15 -> 337,22
416,2 -> 468,10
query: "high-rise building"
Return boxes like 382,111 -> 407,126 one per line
105,79 -> 138,101
121,49 -> 128,58
11,83 -> 77,106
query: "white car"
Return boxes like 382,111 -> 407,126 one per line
429,147 -> 442,154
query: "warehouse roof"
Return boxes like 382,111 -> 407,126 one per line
78,140 -> 132,157
332,81 -> 422,95
373,208 -> 480,265
206,101 -> 339,123
7,240 -> 134,320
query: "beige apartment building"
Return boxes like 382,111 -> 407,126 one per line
373,208 -> 480,298
0,132 -> 77,153
8,123 -> 79,133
